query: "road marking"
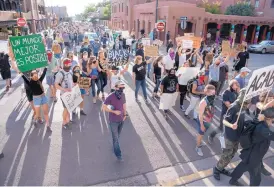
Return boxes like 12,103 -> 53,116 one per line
0,74 -> 21,96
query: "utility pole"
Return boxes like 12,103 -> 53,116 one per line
17,0 -> 22,17
155,0 -> 158,23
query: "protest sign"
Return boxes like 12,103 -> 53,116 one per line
61,85 -> 83,113
142,38 -> 151,46
9,34 -> 48,72
222,40 -> 231,54
244,65 -> 274,100
107,49 -> 129,67
78,77 -> 91,89
184,33 -> 194,37
144,46 -> 158,57
122,31 -> 130,38
152,39 -> 163,46
182,40 -> 193,49
159,92 -> 178,110
176,36 -> 201,49
126,38 -> 133,46
176,67 -> 200,83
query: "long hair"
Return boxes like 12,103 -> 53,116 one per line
134,55 -> 142,64
153,56 -> 163,67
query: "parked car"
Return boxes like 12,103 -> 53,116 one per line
248,40 -> 274,54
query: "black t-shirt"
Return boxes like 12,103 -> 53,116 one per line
236,51 -> 249,70
80,47 -> 92,58
224,103 -> 245,142
222,89 -> 238,115
153,65 -> 161,77
133,62 -> 146,80
161,76 -> 178,93
0,54 -> 10,71
219,65 -> 228,82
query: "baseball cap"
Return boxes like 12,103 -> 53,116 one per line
115,80 -> 125,87
240,67 -> 251,73
62,58 -> 72,66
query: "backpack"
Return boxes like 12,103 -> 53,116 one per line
55,70 -> 72,86
187,78 -> 197,94
239,120 -> 257,149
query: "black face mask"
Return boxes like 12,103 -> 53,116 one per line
115,88 -> 124,100
207,95 -> 215,105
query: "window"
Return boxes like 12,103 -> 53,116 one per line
272,0 -> 274,8
126,6 -> 128,16
122,3 -> 123,12
255,0 -> 260,8
119,4 -> 120,12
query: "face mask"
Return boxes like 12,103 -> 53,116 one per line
74,70 -> 80,74
63,66 -> 71,72
207,95 -> 215,105
114,88 -> 124,100
199,75 -> 205,82
169,52 -> 175,60
84,45 -> 88,48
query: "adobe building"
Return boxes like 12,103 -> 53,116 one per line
111,0 -> 274,44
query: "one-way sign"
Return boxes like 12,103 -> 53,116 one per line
180,17 -> 187,30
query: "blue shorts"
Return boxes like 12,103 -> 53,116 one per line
46,75 -> 55,86
196,119 -> 211,135
33,95 -> 48,106
80,89 -> 86,95
54,54 -> 61,59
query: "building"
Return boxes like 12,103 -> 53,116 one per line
111,0 -> 274,44
0,0 -> 48,36
45,6 -> 68,21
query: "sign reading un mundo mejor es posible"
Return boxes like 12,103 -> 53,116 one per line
9,34 -> 48,72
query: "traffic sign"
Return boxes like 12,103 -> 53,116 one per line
156,21 -> 165,32
17,18 -> 26,27
180,17 -> 187,30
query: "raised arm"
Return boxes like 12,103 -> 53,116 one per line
39,67 -> 47,81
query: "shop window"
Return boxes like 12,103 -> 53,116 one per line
11,1 -> 17,11
271,0 -> 274,8
5,1 -> 11,10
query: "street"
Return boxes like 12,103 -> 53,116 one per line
0,52 -> 274,186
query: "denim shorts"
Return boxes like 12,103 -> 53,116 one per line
46,75 -> 55,86
54,54 -> 61,59
80,89 -> 86,95
33,95 -> 48,106
196,119 -> 211,135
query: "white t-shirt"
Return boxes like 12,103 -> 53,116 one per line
176,67 -> 200,85
163,55 -> 175,70
110,72 -> 121,89
55,70 -> 73,94
179,54 -> 186,67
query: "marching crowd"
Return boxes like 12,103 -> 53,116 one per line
1,22 -> 274,186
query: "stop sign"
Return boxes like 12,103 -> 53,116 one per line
156,22 -> 165,32
17,18 -> 26,27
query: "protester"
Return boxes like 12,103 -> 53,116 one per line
80,41 -> 92,58
152,56 -> 164,98
135,43 -> 145,61
229,107 -> 274,186
56,32 -> 64,52
46,51 -> 58,102
132,55 -> 152,104
234,46 -> 249,77
52,40 -> 62,63
235,67 -> 251,89
87,59 -> 101,104
98,52 -> 108,99
67,52 -> 78,70
21,68 -> 52,132
166,31 -> 170,46
92,38 -> 101,58
163,48 -> 175,74
109,65 -> 128,92
160,68 -> 179,119
0,52 -> 11,92
195,84 -> 216,156
55,59 -> 73,130
102,81 -> 127,161
166,39 -> 174,53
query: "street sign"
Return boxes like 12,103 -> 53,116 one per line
17,18 -> 27,27
180,17 -> 187,30
156,21 -> 165,32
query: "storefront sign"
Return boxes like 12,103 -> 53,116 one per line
78,77 -> 91,89
9,34 -> 48,72
61,85 -> 83,113
245,65 -> 274,100
144,46 -> 158,57
107,49 -> 129,67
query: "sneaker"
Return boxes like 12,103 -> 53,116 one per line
47,126 -> 52,133
208,135 -> 214,145
38,118 -> 44,124
135,98 -> 140,103
93,97 -> 96,104
184,113 -> 191,119
53,97 -> 58,103
180,105 -> 186,112
220,168 -> 231,176
145,99 -> 150,104
63,124 -> 70,130
80,110 -> 87,116
0,152 -> 4,159
261,166 -> 271,176
195,146 -> 203,157
5,86 -> 10,92
229,179 -> 243,186
213,167 -> 221,181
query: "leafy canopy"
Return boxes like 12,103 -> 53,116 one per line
197,0 -> 222,14
225,1 -> 256,16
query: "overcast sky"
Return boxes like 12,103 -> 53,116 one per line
44,0 -> 103,16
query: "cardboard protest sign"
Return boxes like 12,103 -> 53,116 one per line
152,39 -> 163,46
176,36 -> 201,49
222,40 -> 231,54
144,46 -> 158,57
9,34 -> 48,72
182,40 -> 193,49
142,38 -> 151,46
78,77 -> 91,89
184,33 -> 194,37
61,85 -> 83,113
244,65 -> 274,100
107,49 -> 129,67
159,92 -> 178,110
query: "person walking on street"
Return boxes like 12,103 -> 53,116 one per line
102,81 -> 127,161
163,48 -> 175,74
0,52 -> 11,92
46,50 -> 58,102
152,56 -> 164,98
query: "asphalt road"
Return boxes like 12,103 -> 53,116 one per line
0,52 -> 273,185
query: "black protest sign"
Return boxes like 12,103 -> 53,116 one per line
245,65 -> 274,100
107,49 -> 129,67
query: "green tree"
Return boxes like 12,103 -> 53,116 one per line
225,1 -> 256,16
197,0 -> 222,14
102,3 -> 111,20
82,3 -> 96,19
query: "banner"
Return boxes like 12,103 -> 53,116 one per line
78,77 -> 91,89
61,85 -> 83,113
107,49 -> 129,67
245,65 -> 274,100
159,92 -> 179,110
9,34 -> 48,72
176,36 -> 201,49
182,40 -> 193,49
184,33 -> 194,37
222,40 -> 231,54
144,46 -> 158,57
142,38 -> 151,46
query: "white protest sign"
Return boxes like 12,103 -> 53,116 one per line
122,31 -> 130,38
245,65 -> 274,100
176,67 -> 200,85
142,38 -> 151,46
61,85 -> 83,113
182,40 -> 193,49
126,38 -> 133,46
159,92 -> 178,110
152,39 -> 163,46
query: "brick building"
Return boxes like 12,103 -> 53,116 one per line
111,0 -> 274,44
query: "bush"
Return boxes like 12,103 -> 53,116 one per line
198,0 -> 222,14
225,1 -> 256,16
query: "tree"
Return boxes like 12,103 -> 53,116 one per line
197,0 -> 222,14
102,3 -> 111,20
225,1 -> 256,16
82,3 -> 96,19
81,1 -> 111,20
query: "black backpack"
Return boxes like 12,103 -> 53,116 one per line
187,78 -> 197,94
239,120 -> 257,149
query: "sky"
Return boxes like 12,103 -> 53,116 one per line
44,0 -> 103,16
